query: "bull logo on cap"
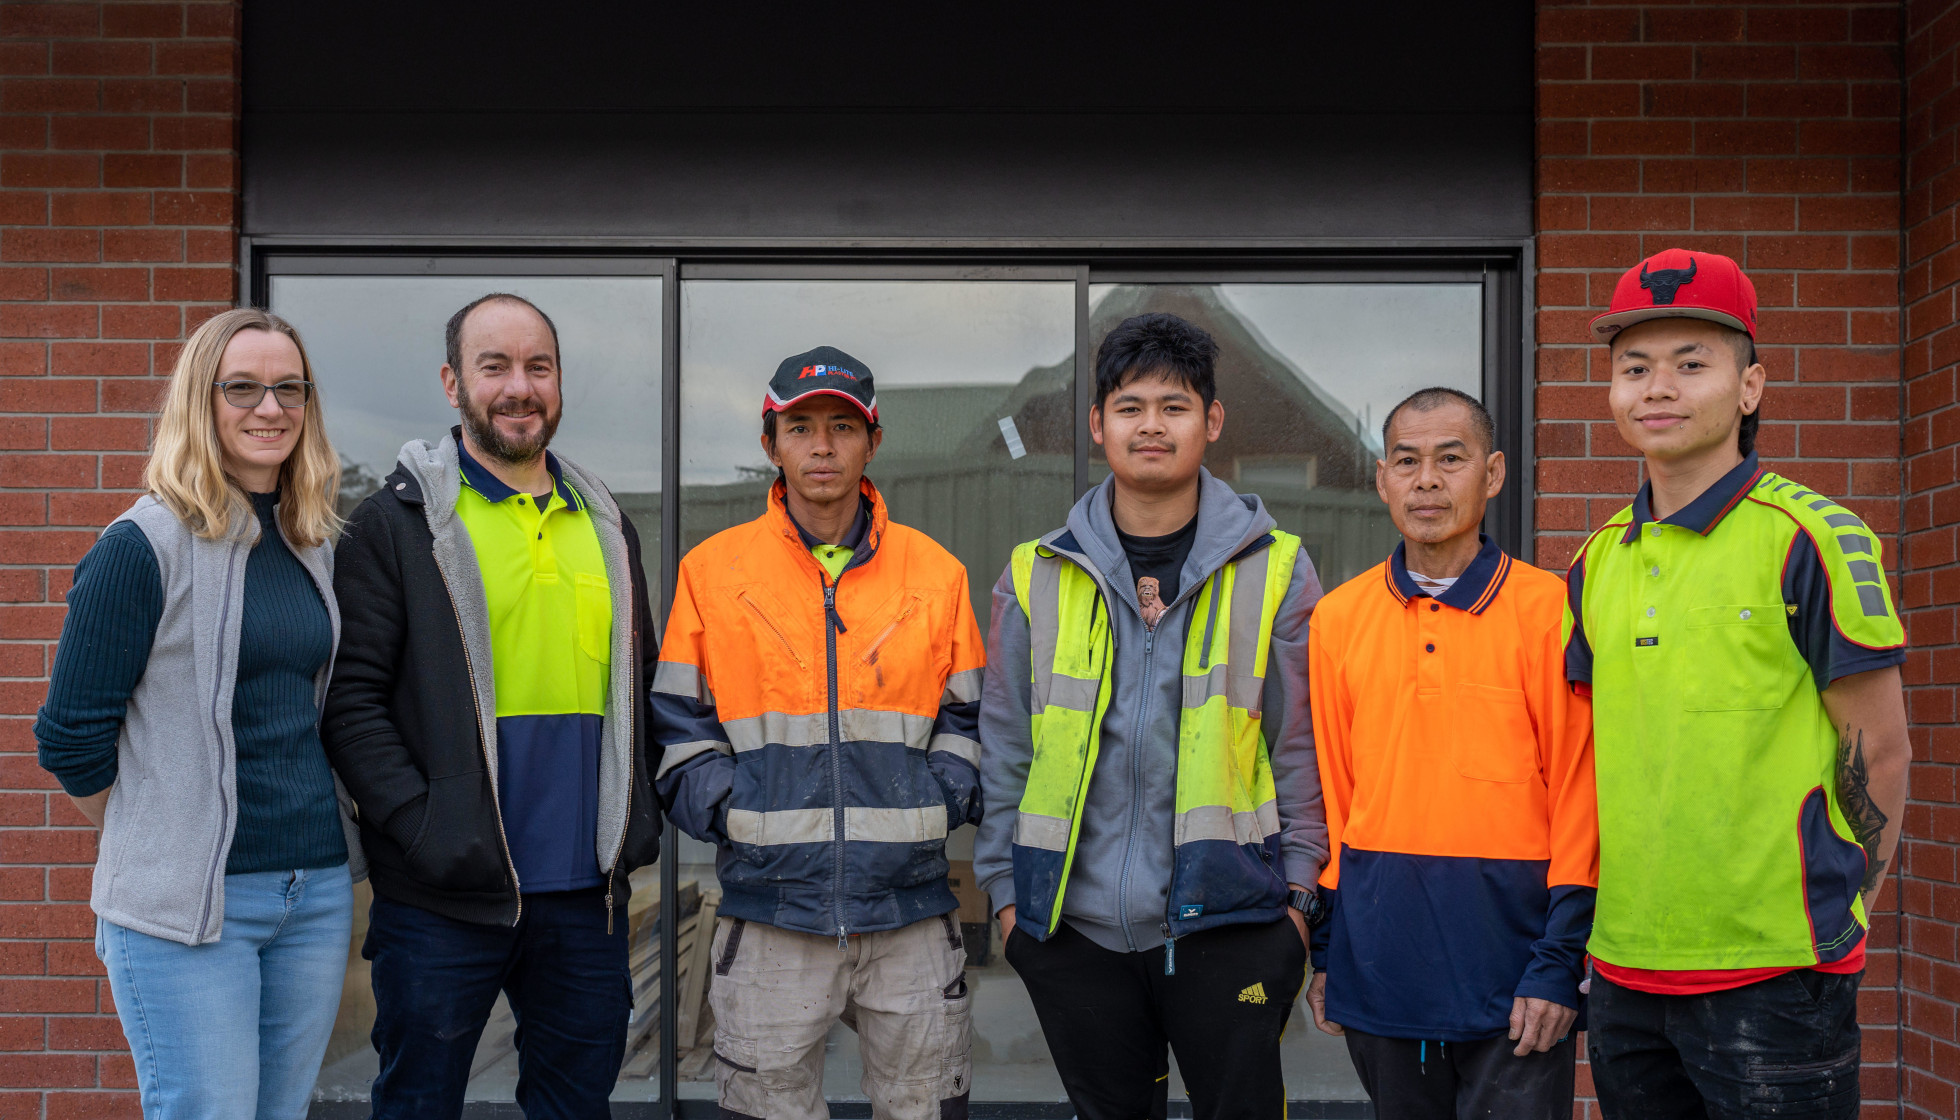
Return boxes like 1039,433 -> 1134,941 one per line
1639,257 -> 1697,306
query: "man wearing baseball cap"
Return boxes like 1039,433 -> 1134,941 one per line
654,346 -> 986,1120
1565,249 -> 1909,1118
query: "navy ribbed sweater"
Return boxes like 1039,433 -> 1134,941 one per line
35,492 -> 347,874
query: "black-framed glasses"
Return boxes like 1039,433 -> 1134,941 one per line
214,380 -> 312,409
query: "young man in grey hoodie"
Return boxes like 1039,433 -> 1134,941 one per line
976,312 -> 1327,1120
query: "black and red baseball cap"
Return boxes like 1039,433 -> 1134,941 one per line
1589,248 -> 1758,343
763,346 -> 878,423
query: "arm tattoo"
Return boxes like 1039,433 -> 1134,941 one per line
1836,723 -> 1889,898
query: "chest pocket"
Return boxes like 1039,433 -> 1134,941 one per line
1681,604 -> 1793,711
852,589 -> 940,706
574,572 -> 612,664
1451,682 -> 1538,784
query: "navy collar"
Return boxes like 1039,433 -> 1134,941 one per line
788,496 -> 871,553
1384,534 -> 1512,615
456,435 -> 580,511
1620,452 -> 1761,544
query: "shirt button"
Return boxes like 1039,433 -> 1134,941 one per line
1740,609 -> 1751,620
1425,643 -> 1435,653
1646,607 -> 1656,618
1429,603 -> 1440,612
517,497 -> 526,505
1650,525 -> 1662,537
1649,566 -> 1659,577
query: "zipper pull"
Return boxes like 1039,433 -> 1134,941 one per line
824,584 -> 847,635
604,872 -> 615,936
838,925 -> 849,953
1162,923 -> 1175,976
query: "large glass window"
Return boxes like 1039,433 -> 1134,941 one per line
259,254 -> 1509,1116
267,270 -> 664,1106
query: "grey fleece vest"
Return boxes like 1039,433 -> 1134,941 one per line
91,496 -> 365,947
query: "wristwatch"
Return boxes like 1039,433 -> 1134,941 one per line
1286,887 -> 1327,929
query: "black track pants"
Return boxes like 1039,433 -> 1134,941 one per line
1342,1028 -> 1577,1120
1005,917 -> 1306,1120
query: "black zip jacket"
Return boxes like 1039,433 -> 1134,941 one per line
323,449 -> 662,926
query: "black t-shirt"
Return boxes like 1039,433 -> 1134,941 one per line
1118,514 -> 1199,610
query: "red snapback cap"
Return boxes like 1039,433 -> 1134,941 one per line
1589,248 -> 1758,343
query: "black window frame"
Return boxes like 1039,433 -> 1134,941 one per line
251,241 -> 1531,1120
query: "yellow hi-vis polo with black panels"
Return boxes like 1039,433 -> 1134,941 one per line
1563,452 -> 1905,972
454,442 -> 612,894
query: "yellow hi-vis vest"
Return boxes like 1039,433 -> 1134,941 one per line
1008,528 -> 1302,942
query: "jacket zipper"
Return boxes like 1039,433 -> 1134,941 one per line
433,553 -> 524,925
1118,620 -> 1154,954
194,537 -> 244,940
742,591 -> 809,669
604,604 -> 635,935
824,579 -> 849,951
859,596 -> 920,664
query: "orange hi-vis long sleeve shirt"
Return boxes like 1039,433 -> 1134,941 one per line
1308,537 -> 1598,1041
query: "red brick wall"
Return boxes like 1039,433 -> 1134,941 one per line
1902,2 -> 1960,1116
1534,2 -> 1907,1115
0,2 -> 238,1115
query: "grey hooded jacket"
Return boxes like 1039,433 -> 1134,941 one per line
88,496 -> 365,947
974,469 -> 1328,953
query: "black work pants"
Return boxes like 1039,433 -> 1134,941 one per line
1343,1028 -> 1576,1120
1587,968 -> 1862,1120
1005,917 -> 1305,1120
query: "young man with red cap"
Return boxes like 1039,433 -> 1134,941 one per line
653,347 -> 986,1120
1566,250 -> 1910,1118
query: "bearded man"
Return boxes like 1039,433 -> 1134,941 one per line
324,293 -> 664,1119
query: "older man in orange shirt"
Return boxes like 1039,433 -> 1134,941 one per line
1304,387 -> 1597,1120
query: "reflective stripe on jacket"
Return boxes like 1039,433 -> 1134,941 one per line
653,478 -> 986,937
1008,526 -> 1301,943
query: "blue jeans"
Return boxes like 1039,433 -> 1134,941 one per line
96,864 -> 354,1120
365,887 -> 629,1120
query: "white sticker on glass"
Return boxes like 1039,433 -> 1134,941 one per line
998,416 -> 1027,460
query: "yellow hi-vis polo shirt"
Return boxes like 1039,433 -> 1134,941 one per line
455,442 -> 612,893
1563,452 -> 1905,972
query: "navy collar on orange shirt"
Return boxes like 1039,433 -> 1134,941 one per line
1619,451 -> 1760,544
787,495 -> 871,554
456,434 -> 581,511
1384,533 -> 1512,615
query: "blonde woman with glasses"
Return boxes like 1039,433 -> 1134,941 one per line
33,308 -> 362,1120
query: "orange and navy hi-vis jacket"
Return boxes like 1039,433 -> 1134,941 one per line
652,477 -> 986,938
1308,537 -> 1598,1041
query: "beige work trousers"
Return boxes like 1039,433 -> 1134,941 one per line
709,912 -> 973,1120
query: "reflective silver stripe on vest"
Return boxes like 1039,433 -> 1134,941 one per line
1026,554 -> 1064,711
723,709 -> 935,753
725,806 -> 949,846
652,737 -> 732,780
652,660 -> 713,706
1182,662 -> 1229,708
1173,801 -> 1282,847
928,733 -> 982,768
1047,672 -> 1100,714
1013,812 -> 1072,852
1225,550 -> 1270,712
942,667 -> 983,706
